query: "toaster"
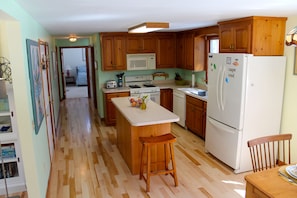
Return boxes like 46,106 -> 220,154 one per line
105,80 -> 117,89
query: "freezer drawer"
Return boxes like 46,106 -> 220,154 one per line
205,117 -> 242,169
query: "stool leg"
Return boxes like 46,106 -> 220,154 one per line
164,143 -> 168,171
139,143 -> 145,180
146,145 -> 151,192
170,142 -> 178,187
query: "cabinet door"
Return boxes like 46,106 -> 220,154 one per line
184,33 -> 194,70
105,92 -> 129,125
186,101 -> 195,130
142,36 -> 156,52
219,26 -> 234,52
156,35 -> 176,68
126,36 -> 156,53
113,36 -> 127,70
126,36 -> 140,53
176,33 -> 184,68
233,24 -> 251,52
219,21 -> 251,53
101,36 -> 114,70
186,96 -> 206,139
160,89 -> 173,111
176,33 -> 190,69
101,36 -> 126,71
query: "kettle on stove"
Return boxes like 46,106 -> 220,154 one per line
116,72 -> 125,87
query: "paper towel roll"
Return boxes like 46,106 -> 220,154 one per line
191,73 -> 195,87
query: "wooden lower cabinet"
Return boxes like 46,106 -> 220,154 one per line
160,88 -> 173,112
104,92 -> 129,125
185,95 -> 206,139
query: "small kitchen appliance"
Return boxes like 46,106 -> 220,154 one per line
105,80 -> 117,89
116,72 -> 125,87
126,53 -> 156,71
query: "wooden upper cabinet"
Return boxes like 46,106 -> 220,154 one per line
156,33 -> 176,68
101,34 -> 127,71
176,32 -> 205,71
184,33 -> 194,70
219,23 -> 251,53
176,33 -> 184,69
219,16 -> 287,55
126,35 -> 156,53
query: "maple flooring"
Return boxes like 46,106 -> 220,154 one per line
4,97 -> 251,198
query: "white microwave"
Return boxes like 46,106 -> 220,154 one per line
126,53 -> 156,71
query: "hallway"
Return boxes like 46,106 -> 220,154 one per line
44,98 -> 249,198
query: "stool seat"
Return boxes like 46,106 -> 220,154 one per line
139,133 -> 176,145
139,133 -> 178,192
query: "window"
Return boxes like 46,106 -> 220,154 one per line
209,39 -> 219,53
205,35 -> 219,83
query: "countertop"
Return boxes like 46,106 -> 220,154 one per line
111,97 -> 179,126
102,82 -> 208,102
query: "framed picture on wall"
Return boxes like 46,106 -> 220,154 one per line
26,39 -> 45,134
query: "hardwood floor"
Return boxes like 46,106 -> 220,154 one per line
42,98 -> 250,198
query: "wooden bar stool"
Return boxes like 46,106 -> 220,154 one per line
139,133 -> 178,192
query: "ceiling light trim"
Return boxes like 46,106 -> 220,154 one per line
128,22 -> 169,33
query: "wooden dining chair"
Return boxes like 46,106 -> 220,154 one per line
247,133 -> 292,172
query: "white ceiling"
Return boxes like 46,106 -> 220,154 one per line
15,0 -> 297,36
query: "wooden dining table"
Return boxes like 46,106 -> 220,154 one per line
245,165 -> 297,197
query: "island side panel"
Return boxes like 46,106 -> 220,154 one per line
116,109 -> 132,171
115,109 -> 172,175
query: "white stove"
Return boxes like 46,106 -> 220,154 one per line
125,75 -> 160,104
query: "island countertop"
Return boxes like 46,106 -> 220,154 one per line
111,97 -> 179,126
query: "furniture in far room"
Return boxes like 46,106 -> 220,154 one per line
76,65 -> 87,86
247,133 -> 292,172
65,76 -> 75,85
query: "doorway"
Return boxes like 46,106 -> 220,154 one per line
58,46 -> 97,108
61,47 -> 88,98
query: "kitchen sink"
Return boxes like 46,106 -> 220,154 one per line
177,87 -> 208,99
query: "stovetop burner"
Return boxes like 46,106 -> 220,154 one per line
129,85 -> 141,88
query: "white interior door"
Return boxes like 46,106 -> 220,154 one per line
42,69 -> 54,160
39,40 -> 55,161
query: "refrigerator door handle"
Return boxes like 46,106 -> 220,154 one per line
217,66 -> 225,110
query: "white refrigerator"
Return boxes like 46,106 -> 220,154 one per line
205,53 -> 286,173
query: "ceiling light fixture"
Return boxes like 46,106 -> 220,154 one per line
286,26 -> 297,46
69,35 -> 77,42
128,22 -> 169,33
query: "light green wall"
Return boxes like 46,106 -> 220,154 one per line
0,1 -> 57,198
281,16 -> 297,163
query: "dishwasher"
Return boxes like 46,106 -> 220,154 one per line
173,89 -> 186,127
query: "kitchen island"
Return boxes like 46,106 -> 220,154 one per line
112,97 -> 179,175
